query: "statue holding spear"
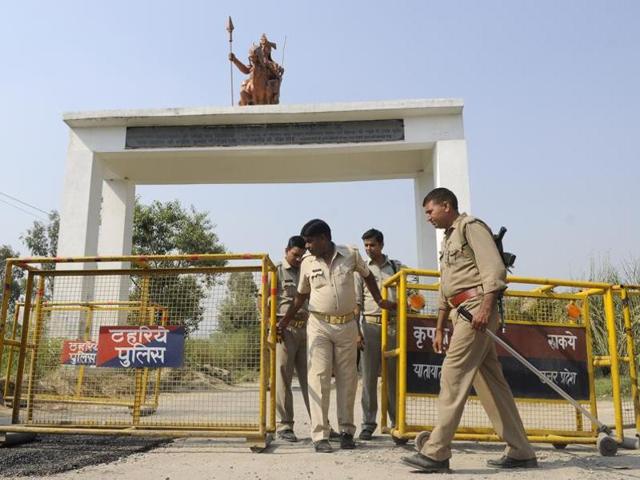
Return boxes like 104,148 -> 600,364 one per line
227,20 -> 285,106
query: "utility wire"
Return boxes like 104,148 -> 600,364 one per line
0,191 -> 50,216
0,197 -> 48,221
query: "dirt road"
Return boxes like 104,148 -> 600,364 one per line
20,381 -> 640,480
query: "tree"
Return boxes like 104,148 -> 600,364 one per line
21,211 -> 59,259
133,199 -> 225,258
19,199 -> 227,334
585,255 -> 640,359
131,198 -> 227,334
0,245 -> 23,314
216,272 -> 261,370
19,211 -> 59,299
217,272 -> 260,333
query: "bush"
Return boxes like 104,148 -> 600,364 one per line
185,329 -> 261,382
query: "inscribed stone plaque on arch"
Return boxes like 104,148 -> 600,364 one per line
125,119 -> 405,149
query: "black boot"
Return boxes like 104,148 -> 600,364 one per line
401,453 -> 451,473
487,456 -> 538,469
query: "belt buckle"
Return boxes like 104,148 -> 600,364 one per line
330,314 -> 347,324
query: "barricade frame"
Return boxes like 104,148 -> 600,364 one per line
0,254 -> 278,450
613,285 -> 640,435
3,301 -> 168,411
380,269 -> 634,451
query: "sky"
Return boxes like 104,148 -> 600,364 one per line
1,0 -> 638,280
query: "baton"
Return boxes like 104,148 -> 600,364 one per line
456,305 -> 637,454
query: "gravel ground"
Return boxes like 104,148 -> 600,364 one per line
0,435 -> 171,478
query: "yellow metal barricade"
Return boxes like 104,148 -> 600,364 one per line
612,285 -> 640,435
381,269 -> 636,453
3,301 -> 167,411
0,254 -> 278,450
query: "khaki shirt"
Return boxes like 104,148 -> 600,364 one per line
298,244 -> 370,316
438,213 -> 506,310
355,255 -> 404,316
274,259 -> 309,318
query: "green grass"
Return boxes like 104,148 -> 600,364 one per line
594,374 -> 633,397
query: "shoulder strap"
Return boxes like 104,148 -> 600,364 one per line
458,215 -> 493,247
390,259 -> 400,274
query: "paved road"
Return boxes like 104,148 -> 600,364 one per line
0,434 -> 170,478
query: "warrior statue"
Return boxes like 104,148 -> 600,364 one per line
229,33 -> 284,106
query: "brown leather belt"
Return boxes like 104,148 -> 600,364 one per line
312,312 -> 355,324
449,287 -> 480,308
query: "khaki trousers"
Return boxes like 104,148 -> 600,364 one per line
360,318 -> 397,431
276,323 -> 310,432
307,313 -> 358,442
421,301 -> 535,461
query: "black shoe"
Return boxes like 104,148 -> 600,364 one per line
340,432 -> 356,449
487,456 -> 538,469
328,429 -> 341,442
358,428 -> 374,441
277,429 -> 298,442
314,439 -> 333,453
401,453 -> 451,473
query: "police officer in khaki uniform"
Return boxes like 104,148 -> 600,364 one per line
355,228 -> 403,440
279,219 -> 395,453
273,236 -> 310,442
402,188 -> 537,473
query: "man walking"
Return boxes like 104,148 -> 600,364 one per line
402,188 -> 536,473
279,219 -> 395,453
273,236 -> 310,442
355,228 -> 403,440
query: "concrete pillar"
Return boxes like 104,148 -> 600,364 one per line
55,131 -> 104,336
414,151 -> 437,269
97,175 -> 135,326
98,176 -> 135,258
57,131 -> 104,261
433,140 -> 471,214
98,174 -> 135,320
413,140 -> 471,269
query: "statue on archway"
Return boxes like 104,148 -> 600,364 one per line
229,33 -> 284,106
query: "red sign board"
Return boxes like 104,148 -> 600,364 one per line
60,340 -> 98,366
96,325 -> 184,368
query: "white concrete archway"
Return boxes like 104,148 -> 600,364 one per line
58,99 -> 470,269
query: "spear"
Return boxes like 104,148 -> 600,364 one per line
226,16 -> 234,106
281,35 -> 287,68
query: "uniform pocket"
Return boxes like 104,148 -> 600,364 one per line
446,247 -> 463,266
334,265 -> 352,285
309,271 -> 328,288
283,279 -> 297,297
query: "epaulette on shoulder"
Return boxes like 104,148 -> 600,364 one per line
460,215 -> 493,235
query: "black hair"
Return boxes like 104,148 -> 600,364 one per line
286,235 -> 305,250
300,219 -> 332,240
361,228 -> 384,244
422,187 -> 459,210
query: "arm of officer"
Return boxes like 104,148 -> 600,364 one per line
278,292 -> 310,334
434,305 -> 451,354
362,273 -> 396,311
257,271 -> 274,318
353,248 -> 396,310
278,258 -> 312,334
465,221 -> 507,331
354,274 -> 365,348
